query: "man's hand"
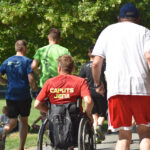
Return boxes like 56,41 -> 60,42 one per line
95,82 -> 105,97
0,73 -> 7,85
34,99 -> 48,113
88,115 -> 94,124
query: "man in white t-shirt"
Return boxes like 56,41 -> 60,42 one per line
92,3 -> 150,150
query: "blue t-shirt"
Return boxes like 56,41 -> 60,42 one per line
0,56 -> 32,100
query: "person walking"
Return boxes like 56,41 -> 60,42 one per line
0,40 -> 37,150
79,46 -> 107,143
92,3 -> 150,150
31,28 -> 71,89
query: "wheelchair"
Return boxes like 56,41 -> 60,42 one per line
37,99 -> 96,150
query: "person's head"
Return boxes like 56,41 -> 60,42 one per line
57,55 -> 74,74
48,28 -> 61,43
88,45 -> 95,59
15,40 -> 27,54
2,106 -> 7,114
118,3 -> 139,23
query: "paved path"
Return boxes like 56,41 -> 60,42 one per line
26,132 -> 139,150
97,132 -> 139,150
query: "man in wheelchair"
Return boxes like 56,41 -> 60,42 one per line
34,55 -> 94,150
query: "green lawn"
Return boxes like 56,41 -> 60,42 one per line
0,99 -> 40,150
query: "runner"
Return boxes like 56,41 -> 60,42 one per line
92,3 -> 150,150
31,28 -> 71,89
79,46 -> 107,143
0,40 -> 37,150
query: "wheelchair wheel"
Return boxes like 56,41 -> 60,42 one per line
78,118 -> 86,150
38,118 -> 52,150
78,118 -> 96,150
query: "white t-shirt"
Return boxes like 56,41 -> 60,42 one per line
92,22 -> 150,99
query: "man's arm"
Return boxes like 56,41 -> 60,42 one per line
144,51 -> 150,69
34,100 -> 48,113
83,95 -> 93,123
31,59 -> 39,71
0,73 -> 7,85
28,72 -> 37,91
31,59 -> 41,75
92,56 -> 104,95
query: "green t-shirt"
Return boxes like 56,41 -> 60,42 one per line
33,44 -> 70,87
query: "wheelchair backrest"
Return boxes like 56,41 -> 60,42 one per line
48,97 -> 82,149
49,103 -> 73,148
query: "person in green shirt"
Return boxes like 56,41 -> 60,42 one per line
31,28 -> 71,88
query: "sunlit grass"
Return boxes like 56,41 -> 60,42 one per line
0,99 -> 40,150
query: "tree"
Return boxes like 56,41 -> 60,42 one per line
0,0 -> 150,65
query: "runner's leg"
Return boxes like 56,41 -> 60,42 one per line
93,113 -> 99,129
115,130 -> 132,150
19,116 -> 28,150
4,119 -> 18,135
137,125 -> 150,150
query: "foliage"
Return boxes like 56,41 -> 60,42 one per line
0,0 -> 150,65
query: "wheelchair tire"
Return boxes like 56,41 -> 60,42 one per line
78,118 -> 86,150
78,118 -> 96,150
37,118 -> 53,150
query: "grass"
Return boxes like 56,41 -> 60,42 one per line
0,99 -> 108,150
0,99 -> 40,150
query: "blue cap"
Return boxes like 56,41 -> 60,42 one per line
119,3 -> 139,19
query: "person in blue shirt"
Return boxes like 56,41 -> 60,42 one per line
0,40 -> 37,150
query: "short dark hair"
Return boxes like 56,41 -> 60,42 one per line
48,28 -> 61,42
88,45 -> 94,53
57,55 -> 74,74
15,40 -> 27,52
88,45 -> 95,58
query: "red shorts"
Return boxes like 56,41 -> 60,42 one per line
108,95 -> 150,131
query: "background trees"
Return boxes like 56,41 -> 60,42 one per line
0,0 -> 150,65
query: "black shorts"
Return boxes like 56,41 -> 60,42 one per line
91,94 -> 108,117
6,99 -> 32,118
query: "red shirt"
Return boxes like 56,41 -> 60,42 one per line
36,75 -> 91,110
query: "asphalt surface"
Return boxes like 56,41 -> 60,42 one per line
26,130 -> 139,150
97,132 -> 139,150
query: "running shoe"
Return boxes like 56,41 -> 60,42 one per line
96,125 -> 105,141
107,129 -> 112,134
95,134 -> 102,144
